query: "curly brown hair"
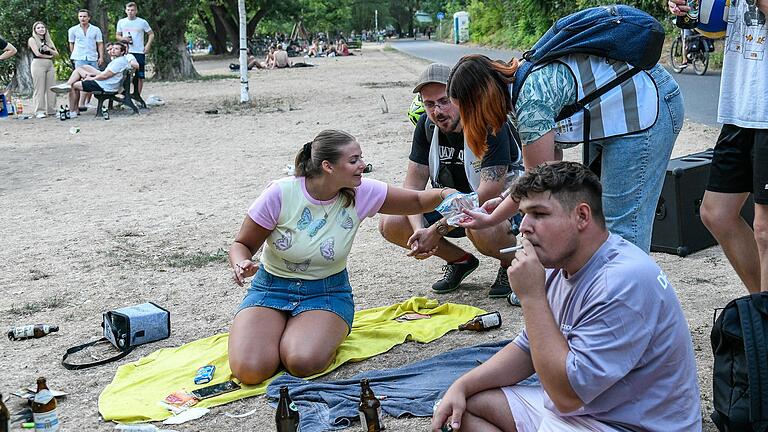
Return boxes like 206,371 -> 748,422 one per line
511,161 -> 605,228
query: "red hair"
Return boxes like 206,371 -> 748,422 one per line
447,55 -> 519,158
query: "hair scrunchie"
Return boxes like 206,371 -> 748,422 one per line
303,141 -> 312,155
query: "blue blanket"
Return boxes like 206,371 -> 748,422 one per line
266,340 -> 529,431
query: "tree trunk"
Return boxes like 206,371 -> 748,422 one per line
9,50 -> 34,96
246,6 -> 270,38
154,41 -> 198,80
211,3 -> 239,53
198,10 -> 227,55
87,0 -> 110,39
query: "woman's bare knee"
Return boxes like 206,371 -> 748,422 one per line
229,356 -> 280,385
282,350 -> 333,377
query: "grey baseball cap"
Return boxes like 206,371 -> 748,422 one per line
412,63 -> 452,93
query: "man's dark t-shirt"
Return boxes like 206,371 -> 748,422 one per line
0,37 -> 7,51
409,114 -> 516,192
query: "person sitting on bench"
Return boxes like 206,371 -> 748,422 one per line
51,41 -> 138,117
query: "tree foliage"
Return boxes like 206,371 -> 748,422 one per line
465,0 -> 671,48
0,0 -> 80,91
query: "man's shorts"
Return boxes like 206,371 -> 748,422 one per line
73,60 -> 99,70
707,124 -> 768,204
131,53 -> 146,78
81,80 -> 104,93
501,385 -> 632,432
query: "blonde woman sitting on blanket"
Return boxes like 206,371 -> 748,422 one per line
228,129 -> 455,385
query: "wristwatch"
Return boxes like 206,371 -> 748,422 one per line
435,219 -> 450,236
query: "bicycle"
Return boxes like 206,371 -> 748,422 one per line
670,29 -> 711,75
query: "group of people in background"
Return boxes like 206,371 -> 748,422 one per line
0,1 -> 153,119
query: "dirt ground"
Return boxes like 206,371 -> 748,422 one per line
0,43 -> 739,431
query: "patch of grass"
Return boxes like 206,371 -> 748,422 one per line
163,248 -> 228,268
106,243 -> 229,269
29,269 -> 51,281
8,293 -> 68,317
215,95 -> 299,114
383,44 -> 397,52
359,81 -> 412,89
194,73 -> 239,81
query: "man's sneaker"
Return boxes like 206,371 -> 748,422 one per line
50,83 -> 71,94
489,265 -> 512,298
431,255 -> 479,294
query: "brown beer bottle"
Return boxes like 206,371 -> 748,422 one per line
1,393 -> 10,432
359,379 -> 385,431
32,377 -> 59,431
275,385 -> 300,432
458,311 -> 502,331
7,324 -> 59,341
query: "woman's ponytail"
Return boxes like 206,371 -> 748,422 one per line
294,141 -> 315,177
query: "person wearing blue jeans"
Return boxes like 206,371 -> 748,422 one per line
449,54 -> 683,254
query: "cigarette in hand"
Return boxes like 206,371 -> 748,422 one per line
499,244 -> 524,254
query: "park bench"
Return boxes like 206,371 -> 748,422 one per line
91,69 -> 144,118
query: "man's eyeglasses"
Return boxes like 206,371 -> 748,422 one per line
423,97 -> 453,111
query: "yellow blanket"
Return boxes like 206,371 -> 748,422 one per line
99,297 -> 484,423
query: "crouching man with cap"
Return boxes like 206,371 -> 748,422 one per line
379,63 -> 525,299
432,161 -> 701,432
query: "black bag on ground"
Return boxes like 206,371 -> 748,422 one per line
711,293 -> 768,431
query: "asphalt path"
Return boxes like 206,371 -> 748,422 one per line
390,39 -> 721,126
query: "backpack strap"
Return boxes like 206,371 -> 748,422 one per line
424,117 -> 436,143
62,337 -> 134,370
555,66 -> 643,123
736,295 -> 768,428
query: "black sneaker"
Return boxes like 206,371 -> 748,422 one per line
431,255 -> 480,294
489,265 -> 512,298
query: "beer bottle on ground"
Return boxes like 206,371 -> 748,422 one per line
32,377 -> 59,431
7,324 -> 59,341
458,311 -> 502,331
359,378 -> 385,431
1,393 -> 10,432
275,385 -> 300,432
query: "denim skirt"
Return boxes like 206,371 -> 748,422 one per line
237,268 -> 355,330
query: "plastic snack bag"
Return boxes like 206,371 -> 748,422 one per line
435,192 -> 487,226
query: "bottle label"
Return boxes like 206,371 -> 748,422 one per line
13,325 -> 34,339
480,313 -> 501,328
33,389 -> 54,405
33,408 -> 59,431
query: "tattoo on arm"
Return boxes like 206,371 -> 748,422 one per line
480,165 -> 508,183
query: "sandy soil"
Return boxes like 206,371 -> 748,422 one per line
0,43 -> 737,431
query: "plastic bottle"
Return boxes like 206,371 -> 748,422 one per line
15,98 -> 23,115
7,324 -> 59,341
102,107 -> 110,120
32,377 -> 59,431
58,105 -> 66,121
458,311 -> 502,331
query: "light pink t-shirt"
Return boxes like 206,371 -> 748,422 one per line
248,176 -> 388,279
